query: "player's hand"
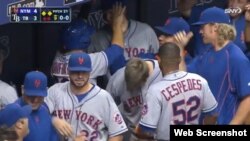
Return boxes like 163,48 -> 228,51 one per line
73,132 -> 87,141
111,2 -> 126,47
52,117 -> 73,137
245,4 -> 250,22
112,2 -> 126,33
174,31 -> 193,51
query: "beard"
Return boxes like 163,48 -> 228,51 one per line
70,77 -> 89,89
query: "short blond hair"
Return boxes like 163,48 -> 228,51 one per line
216,23 -> 236,46
125,58 -> 149,92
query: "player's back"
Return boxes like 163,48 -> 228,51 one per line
107,59 -> 162,127
158,71 -> 206,125
144,71 -> 217,140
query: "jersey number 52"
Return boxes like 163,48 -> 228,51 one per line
172,96 -> 200,124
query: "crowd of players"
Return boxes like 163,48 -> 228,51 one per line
1,0 -> 250,141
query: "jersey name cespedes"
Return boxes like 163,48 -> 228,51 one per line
161,78 -> 202,101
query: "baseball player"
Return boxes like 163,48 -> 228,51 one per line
175,7 -> 250,124
106,57 -> 162,140
0,103 -> 32,140
227,0 -> 248,54
246,3 -> 250,43
51,3 -> 126,84
179,0 -> 249,58
0,43 -> 18,110
15,71 -> 59,141
135,42 -> 217,140
51,19 -> 95,83
138,17 -> 193,65
243,3 -> 250,124
88,0 -> 159,73
45,52 -> 128,141
176,0 -> 210,57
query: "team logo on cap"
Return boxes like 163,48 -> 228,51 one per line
78,57 -> 84,65
34,79 -> 41,88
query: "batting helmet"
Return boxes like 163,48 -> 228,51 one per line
63,19 -> 95,51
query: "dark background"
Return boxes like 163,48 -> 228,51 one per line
0,0 -> 227,95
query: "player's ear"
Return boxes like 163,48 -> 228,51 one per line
15,118 -> 25,130
155,54 -> 161,63
212,23 -> 219,32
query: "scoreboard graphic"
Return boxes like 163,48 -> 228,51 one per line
10,7 -> 71,23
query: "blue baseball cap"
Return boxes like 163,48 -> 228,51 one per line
68,53 -> 92,72
192,7 -> 230,25
101,0 -> 128,11
24,71 -> 48,97
0,104 -> 32,128
155,17 -> 190,35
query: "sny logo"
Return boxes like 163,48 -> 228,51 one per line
225,7 -> 242,14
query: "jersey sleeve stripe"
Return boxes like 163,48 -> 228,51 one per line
109,128 -> 128,137
139,121 -> 157,129
202,102 -> 218,113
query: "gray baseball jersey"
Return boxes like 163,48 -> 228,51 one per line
139,71 -> 218,140
51,51 -> 108,84
0,80 -> 18,110
88,20 -> 159,60
44,82 -> 128,141
106,59 -> 162,130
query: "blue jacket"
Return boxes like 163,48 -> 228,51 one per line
188,42 -> 250,124
15,98 -> 59,141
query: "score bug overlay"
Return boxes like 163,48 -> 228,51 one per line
10,7 -> 40,23
10,7 -> 71,23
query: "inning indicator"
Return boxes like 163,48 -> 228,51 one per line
41,8 -> 70,23
10,7 -> 71,23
